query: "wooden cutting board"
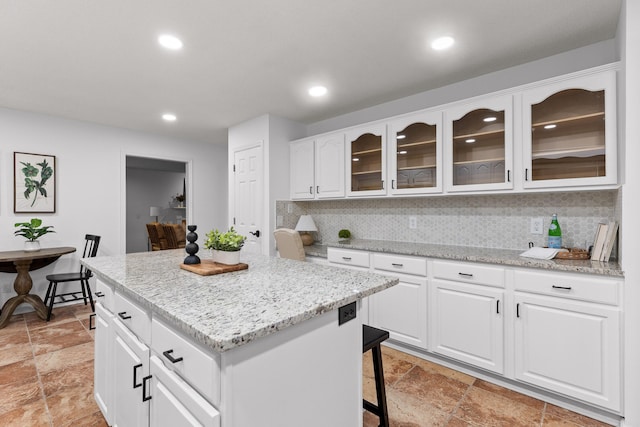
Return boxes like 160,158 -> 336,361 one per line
180,259 -> 248,276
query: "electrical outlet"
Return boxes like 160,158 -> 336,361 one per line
338,302 -> 357,325
287,203 -> 292,213
276,215 -> 283,226
530,217 -> 544,234
409,216 -> 417,229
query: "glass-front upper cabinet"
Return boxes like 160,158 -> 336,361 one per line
522,71 -> 617,188
445,95 -> 513,191
346,123 -> 386,196
388,111 -> 442,195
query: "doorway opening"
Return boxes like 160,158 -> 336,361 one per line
125,156 -> 188,253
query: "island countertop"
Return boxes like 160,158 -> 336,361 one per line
82,250 -> 397,353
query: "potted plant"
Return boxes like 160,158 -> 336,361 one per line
173,193 -> 185,207
204,227 -> 246,265
338,229 -> 351,241
14,218 -> 55,252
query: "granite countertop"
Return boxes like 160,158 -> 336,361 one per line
82,250 -> 397,353
305,239 -> 624,277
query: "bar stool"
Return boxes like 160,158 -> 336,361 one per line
363,324 -> 390,427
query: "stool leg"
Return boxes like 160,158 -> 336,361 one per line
372,345 -> 389,427
85,280 -> 95,312
46,282 -> 58,321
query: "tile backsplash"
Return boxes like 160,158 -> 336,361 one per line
276,190 -> 618,253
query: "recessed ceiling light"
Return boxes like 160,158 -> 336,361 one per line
162,113 -> 177,122
308,86 -> 328,97
465,138 -> 476,144
483,116 -> 497,122
544,124 -> 557,129
431,36 -> 455,51
158,34 -> 183,50
398,150 -> 408,155
396,134 -> 406,140
352,158 -> 359,162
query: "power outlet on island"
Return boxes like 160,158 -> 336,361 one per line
530,217 -> 544,235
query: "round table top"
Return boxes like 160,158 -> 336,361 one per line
0,247 -> 76,273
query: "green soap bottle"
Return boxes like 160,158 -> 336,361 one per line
548,214 -> 562,249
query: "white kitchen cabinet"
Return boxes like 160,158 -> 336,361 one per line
513,270 -> 621,411
445,95 -> 514,192
429,260 -> 505,374
387,111 -> 443,195
327,247 -> 371,323
521,70 -> 617,189
290,133 -> 345,200
94,303 -> 114,425
346,123 -> 387,197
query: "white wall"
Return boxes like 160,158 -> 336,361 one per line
126,167 -> 186,253
0,107 -> 227,307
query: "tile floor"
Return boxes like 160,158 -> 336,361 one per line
0,303 -> 613,427
362,345 -> 613,427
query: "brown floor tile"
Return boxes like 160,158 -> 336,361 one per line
414,358 -> 477,386
26,308 -> 77,331
446,417 -> 476,426
40,363 -> 94,397
454,386 -> 544,427
0,341 -> 34,368
29,319 -> 86,341
473,379 -> 545,411
32,328 -> 92,356
0,358 -> 38,386
35,341 -> 94,376
46,382 -> 100,426
544,404 -> 612,427
0,398 -> 50,427
0,315 -> 26,336
363,346 -> 415,386
0,329 -> 30,351
58,410 -> 108,427
0,376 -> 43,414
394,365 -> 470,413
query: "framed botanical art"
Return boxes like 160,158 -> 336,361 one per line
14,152 -> 56,213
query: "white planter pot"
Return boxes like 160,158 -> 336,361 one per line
212,250 -> 241,265
24,241 -> 41,252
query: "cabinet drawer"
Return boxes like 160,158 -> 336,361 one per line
514,269 -> 620,305
152,318 -> 221,407
432,260 -> 505,287
372,253 -> 426,277
95,279 -> 114,312
327,248 -> 370,268
114,292 -> 151,344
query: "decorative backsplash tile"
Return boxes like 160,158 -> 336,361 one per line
276,189 -> 619,253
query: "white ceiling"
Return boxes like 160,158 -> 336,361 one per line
0,0 -> 621,144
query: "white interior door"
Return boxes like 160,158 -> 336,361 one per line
233,144 -> 263,255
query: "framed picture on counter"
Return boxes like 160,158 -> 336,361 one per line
14,152 -> 56,213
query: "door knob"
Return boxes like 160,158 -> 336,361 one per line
249,230 -> 261,238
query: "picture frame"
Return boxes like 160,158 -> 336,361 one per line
14,151 -> 56,213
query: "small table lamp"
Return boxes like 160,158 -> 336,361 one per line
150,206 -> 161,223
295,215 -> 318,246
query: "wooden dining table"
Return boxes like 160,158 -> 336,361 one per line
0,246 -> 76,328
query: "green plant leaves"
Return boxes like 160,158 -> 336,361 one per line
14,218 -> 55,241
20,159 -> 52,207
204,227 -> 246,251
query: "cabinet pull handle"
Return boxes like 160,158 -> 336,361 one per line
507,170 -> 511,182
496,300 -> 500,314
163,349 -> 184,364
309,186 -> 313,195
95,292 -> 104,298
392,180 -> 395,189
133,363 -> 143,388
391,263 -> 404,267
89,313 -> 96,330
118,311 -> 131,320
525,168 -> 529,181
342,257 -> 352,261
142,375 -> 152,402
516,303 -> 520,318
316,185 -> 320,194
458,272 -> 474,278
552,285 -> 572,290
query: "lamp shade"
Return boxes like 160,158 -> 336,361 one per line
295,215 -> 318,232
150,206 -> 161,217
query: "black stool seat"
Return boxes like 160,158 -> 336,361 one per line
45,272 -> 91,283
363,325 -> 390,427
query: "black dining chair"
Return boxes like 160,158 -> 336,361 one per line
44,234 -> 101,321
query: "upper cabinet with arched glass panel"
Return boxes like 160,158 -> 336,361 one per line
388,111 -> 442,195
346,123 -> 387,197
522,71 -> 617,188
445,95 -> 514,192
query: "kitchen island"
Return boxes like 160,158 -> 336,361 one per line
83,250 -> 397,427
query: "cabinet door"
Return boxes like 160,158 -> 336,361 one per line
388,111 -> 443,195
94,304 -> 114,425
522,71 -> 617,188
114,319 -> 150,427
369,272 -> 427,349
430,280 -> 504,374
290,139 -> 315,200
315,133 -> 345,198
445,95 -> 514,192
346,124 -> 387,196
149,356 -> 220,427
514,293 -> 620,411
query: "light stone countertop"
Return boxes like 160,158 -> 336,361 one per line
305,239 -> 624,277
82,250 -> 398,353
